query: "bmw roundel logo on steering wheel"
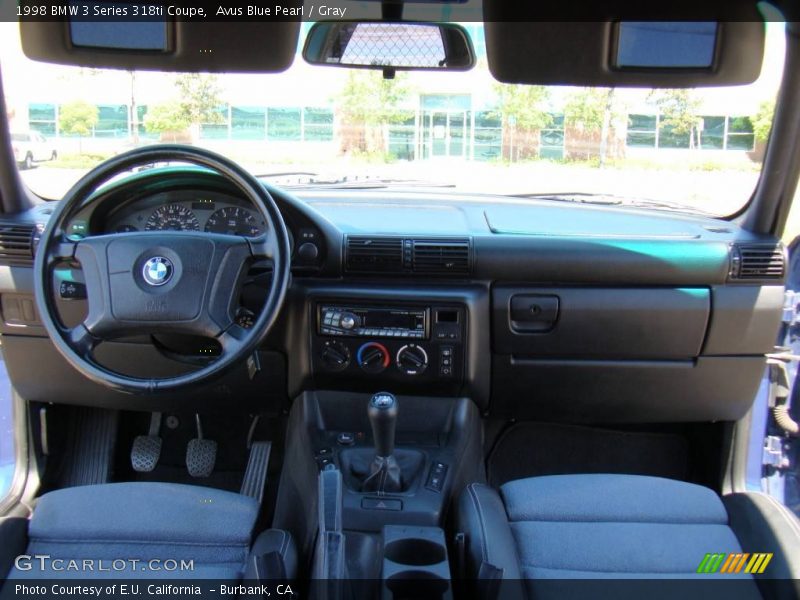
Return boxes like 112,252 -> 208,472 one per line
142,256 -> 174,286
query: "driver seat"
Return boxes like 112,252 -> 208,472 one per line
5,482 -> 296,580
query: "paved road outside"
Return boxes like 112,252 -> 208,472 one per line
20,159 -> 764,218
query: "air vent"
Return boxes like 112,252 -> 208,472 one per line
345,236 -> 403,273
730,243 -> 785,281
0,222 -> 35,266
412,238 -> 471,274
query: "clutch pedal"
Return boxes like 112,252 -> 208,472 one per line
130,412 -> 162,473
186,414 -> 217,478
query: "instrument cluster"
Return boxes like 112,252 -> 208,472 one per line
102,190 -> 267,237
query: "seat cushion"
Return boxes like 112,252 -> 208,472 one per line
456,474 -> 791,598
500,474 -> 750,579
10,482 -> 259,579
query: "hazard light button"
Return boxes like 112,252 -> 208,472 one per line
361,497 -> 402,511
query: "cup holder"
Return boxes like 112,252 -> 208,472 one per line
381,526 -> 452,600
384,538 -> 447,566
386,571 -> 449,600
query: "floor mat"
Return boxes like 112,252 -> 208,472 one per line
487,422 -> 689,488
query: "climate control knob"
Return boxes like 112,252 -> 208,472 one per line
396,344 -> 429,375
357,342 -> 390,373
320,340 -> 351,371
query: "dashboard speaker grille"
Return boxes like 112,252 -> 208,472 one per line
730,243 -> 786,281
0,222 -> 36,266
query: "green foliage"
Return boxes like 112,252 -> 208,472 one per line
334,71 -> 412,155
649,89 -> 702,136
50,151 -> 113,169
58,101 -> 99,138
143,102 -> 192,134
174,74 -> 225,125
490,83 -> 552,132
752,99 -> 775,143
336,71 -> 412,126
564,88 -> 610,131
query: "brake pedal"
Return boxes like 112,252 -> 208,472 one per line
186,414 -> 217,478
131,412 -> 162,473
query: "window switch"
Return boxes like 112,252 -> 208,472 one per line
425,462 -> 448,492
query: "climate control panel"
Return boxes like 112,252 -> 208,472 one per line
311,302 -> 465,388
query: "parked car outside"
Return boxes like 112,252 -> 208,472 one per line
10,130 -> 57,169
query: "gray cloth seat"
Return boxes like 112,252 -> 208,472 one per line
7,482 -> 295,580
456,474 -> 800,598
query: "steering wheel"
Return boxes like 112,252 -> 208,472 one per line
33,145 -> 291,394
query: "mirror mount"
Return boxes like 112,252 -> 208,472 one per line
381,1 -> 404,21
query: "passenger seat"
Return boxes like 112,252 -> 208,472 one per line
456,474 -> 800,598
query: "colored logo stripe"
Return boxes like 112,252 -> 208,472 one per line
697,553 -> 773,574
745,553 -> 773,574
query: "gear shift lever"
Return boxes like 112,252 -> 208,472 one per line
363,392 -> 402,493
368,392 -> 397,457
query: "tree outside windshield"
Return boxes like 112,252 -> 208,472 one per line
0,21 -> 786,215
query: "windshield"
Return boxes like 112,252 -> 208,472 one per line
0,21 -> 786,216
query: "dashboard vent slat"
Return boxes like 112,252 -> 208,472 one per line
0,222 -> 36,266
345,236 -> 473,276
346,236 -> 403,273
730,243 -> 785,281
412,239 -> 471,274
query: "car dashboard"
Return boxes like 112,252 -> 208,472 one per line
0,167 -> 787,425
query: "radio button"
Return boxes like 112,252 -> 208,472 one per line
340,313 -> 358,330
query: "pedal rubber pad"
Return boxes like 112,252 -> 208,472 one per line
241,441 -> 272,502
131,435 -> 162,473
186,438 -> 217,478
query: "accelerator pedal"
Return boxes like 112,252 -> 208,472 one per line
241,441 -> 272,503
130,412 -> 162,473
187,414 -> 217,478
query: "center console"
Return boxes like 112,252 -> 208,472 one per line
311,302 -> 466,391
272,286 -> 488,594
282,390 -> 477,598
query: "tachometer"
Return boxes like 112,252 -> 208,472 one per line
204,207 -> 263,236
145,204 -> 200,232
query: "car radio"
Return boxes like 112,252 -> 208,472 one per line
318,305 -> 427,339
313,302 -> 465,387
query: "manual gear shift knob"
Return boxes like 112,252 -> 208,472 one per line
368,392 -> 397,458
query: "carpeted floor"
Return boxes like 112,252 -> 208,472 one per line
487,421 -> 690,488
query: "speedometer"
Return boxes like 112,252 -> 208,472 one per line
204,207 -> 263,237
145,204 -> 200,232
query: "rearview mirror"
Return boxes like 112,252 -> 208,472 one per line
303,21 -> 475,71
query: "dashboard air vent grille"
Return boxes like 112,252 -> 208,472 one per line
412,238 -> 471,274
730,243 -> 785,281
0,222 -> 35,266
346,236 -> 403,273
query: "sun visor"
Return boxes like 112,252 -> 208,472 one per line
484,5 -> 767,87
18,6 -> 301,73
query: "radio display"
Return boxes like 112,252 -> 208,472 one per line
319,305 -> 427,338
364,311 -> 420,330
